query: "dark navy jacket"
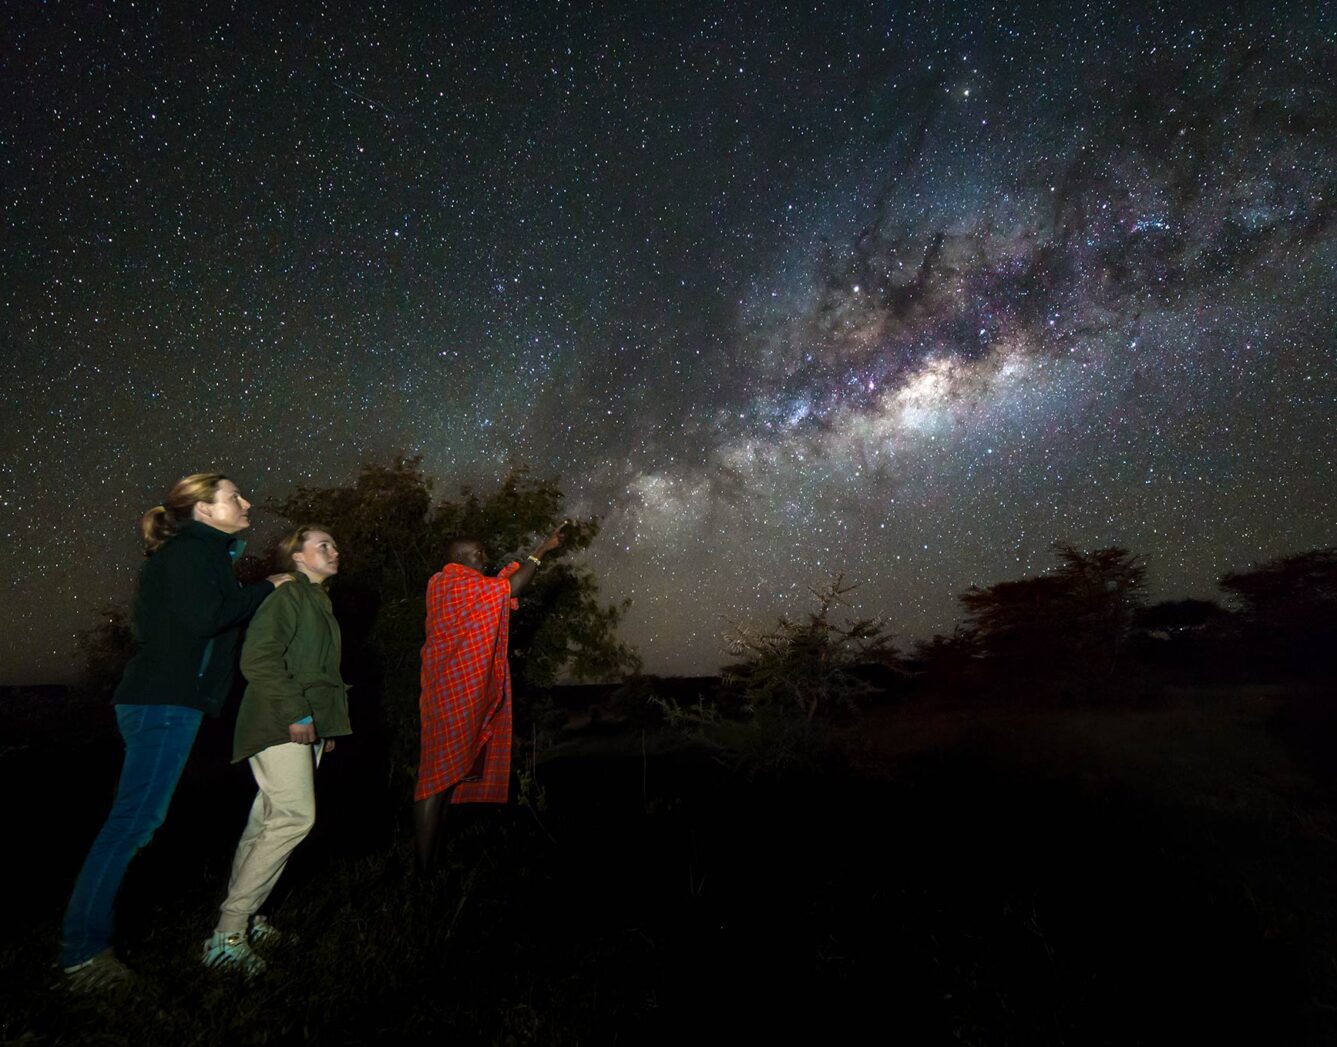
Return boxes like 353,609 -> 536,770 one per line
114,521 -> 274,717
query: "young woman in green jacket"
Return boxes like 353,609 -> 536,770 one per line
203,525 -> 351,974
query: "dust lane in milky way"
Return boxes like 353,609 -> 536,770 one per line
1,2 -> 1333,680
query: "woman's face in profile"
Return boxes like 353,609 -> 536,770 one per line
293,531 -> 340,582
196,480 -> 252,533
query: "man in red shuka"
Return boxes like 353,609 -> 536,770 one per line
413,525 -> 565,874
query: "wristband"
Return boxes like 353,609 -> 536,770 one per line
526,554 -> 543,566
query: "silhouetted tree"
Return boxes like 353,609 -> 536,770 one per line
1220,547 -> 1337,678
1053,544 -> 1148,676
911,626 -> 983,693
722,575 -> 898,723
651,577 -> 896,775
957,544 -> 1146,701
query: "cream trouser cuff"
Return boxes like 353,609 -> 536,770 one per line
216,739 -> 324,935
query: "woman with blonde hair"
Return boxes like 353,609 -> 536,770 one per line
202,525 -> 351,974
61,474 -> 290,992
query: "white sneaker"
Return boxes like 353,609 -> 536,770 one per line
201,930 -> 267,976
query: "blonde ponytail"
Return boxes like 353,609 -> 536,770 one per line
140,473 -> 228,554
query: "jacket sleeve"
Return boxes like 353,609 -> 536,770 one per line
239,588 -> 308,715
166,542 -> 273,639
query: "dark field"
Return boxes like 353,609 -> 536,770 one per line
3,685 -> 1336,1045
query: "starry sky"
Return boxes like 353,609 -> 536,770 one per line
2,1 -> 1334,683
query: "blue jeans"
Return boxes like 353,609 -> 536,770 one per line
60,703 -> 203,967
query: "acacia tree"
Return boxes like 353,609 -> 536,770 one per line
1052,544 -> 1148,678
721,575 -> 898,724
649,576 -> 897,776
1220,547 -> 1337,678
958,544 -> 1146,699
911,626 -> 982,694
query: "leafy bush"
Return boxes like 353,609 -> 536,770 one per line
721,575 -> 898,724
954,544 -> 1148,702
654,577 -> 898,775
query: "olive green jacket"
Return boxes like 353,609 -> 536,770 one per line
233,572 -> 351,762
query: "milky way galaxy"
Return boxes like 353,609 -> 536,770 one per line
2,2 -> 1334,680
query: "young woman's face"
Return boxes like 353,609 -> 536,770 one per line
194,480 -> 251,533
293,531 -> 339,582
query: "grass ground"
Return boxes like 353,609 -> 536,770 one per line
2,684 -> 1335,1044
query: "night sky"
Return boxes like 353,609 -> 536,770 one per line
2,2 -> 1334,683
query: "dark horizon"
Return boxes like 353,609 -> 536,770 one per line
3,516 -> 1324,688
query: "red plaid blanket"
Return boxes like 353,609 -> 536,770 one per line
414,562 -> 519,803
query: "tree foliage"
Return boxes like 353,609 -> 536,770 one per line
956,544 -> 1147,699
262,457 -> 639,779
267,458 -> 634,669
721,575 -> 898,723
648,577 -> 895,776
910,626 -> 982,693
1220,547 -> 1337,678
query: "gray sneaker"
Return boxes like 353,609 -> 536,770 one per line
62,948 -> 134,994
201,931 -> 267,976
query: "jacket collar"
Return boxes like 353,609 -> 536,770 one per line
182,520 -> 246,556
288,570 -> 331,591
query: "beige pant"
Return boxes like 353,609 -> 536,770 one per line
216,740 -> 324,935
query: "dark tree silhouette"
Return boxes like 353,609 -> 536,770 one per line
957,544 -> 1147,701
910,626 -> 982,693
1220,547 -> 1337,679
722,575 -> 898,724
